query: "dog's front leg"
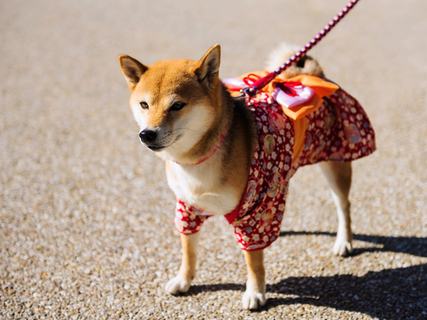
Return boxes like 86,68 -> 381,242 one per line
242,250 -> 266,309
166,232 -> 199,294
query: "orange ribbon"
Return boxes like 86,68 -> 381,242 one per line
229,71 -> 339,120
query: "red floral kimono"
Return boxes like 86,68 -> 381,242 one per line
174,73 -> 375,251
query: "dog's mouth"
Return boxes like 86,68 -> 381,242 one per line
142,134 -> 182,152
146,145 -> 165,152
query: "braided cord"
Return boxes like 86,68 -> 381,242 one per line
245,0 -> 361,97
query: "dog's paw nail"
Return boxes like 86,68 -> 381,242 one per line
165,276 -> 191,295
333,240 -> 353,256
242,290 -> 266,310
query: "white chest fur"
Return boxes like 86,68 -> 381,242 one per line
166,156 -> 241,216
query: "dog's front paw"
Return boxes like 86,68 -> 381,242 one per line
165,276 -> 191,295
242,289 -> 266,310
333,238 -> 353,256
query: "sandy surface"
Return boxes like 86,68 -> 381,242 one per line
1,0 -> 426,319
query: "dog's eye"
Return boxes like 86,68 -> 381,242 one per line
140,101 -> 149,110
170,102 -> 186,111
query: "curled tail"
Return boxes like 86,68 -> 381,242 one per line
265,43 -> 324,79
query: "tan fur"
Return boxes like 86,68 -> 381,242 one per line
119,45 -> 354,310
243,250 -> 266,309
265,42 -> 324,79
319,161 -> 353,255
165,233 -> 199,294
119,46 -> 256,215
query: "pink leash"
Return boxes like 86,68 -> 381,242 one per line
242,0 -> 361,98
179,0 -> 360,166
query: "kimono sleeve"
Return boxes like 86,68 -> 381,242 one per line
174,200 -> 212,235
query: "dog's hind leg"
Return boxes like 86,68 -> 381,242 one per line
318,161 -> 353,256
242,250 -> 266,309
165,232 -> 200,294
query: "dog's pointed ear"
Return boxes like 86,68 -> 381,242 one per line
194,44 -> 221,89
118,54 -> 148,90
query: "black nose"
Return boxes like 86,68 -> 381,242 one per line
139,130 -> 157,144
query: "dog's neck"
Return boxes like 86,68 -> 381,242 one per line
173,128 -> 229,166
167,84 -> 235,166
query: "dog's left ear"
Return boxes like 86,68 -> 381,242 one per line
194,44 -> 221,89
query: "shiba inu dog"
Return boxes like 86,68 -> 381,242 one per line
118,43 -> 375,309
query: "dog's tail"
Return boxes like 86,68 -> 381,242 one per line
265,43 -> 324,79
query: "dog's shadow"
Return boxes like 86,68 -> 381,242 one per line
189,232 -> 427,319
280,231 -> 427,258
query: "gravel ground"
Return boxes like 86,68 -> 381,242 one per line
1,0 -> 426,319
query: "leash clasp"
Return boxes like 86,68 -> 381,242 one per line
240,87 -> 257,98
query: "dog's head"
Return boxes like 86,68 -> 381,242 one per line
119,45 -> 224,162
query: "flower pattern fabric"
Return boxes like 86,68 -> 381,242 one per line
174,86 -> 375,251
